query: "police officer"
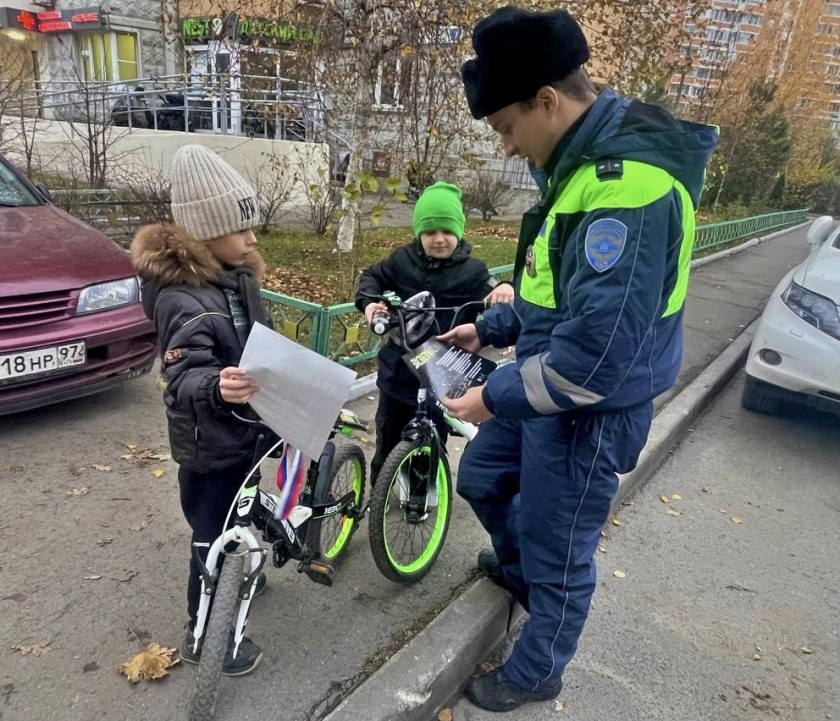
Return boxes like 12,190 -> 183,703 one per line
440,6 -> 719,712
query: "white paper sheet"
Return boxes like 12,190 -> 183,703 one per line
239,323 -> 357,460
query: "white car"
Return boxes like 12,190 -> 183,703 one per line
742,215 -> 840,415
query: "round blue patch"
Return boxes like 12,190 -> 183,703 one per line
584,218 -> 628,273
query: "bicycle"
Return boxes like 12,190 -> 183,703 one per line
186,409 -> 369,721
362,291 -> 492,583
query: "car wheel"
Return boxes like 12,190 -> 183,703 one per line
741,375 -> 783,414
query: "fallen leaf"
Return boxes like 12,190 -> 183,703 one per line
665,509 -> 682,517
152,469 -> 164,478
659,495 -> 670,503
84,575 -> 102,581
554,700 -> 566,712
117,569 -> 139,583
613,570 -> 626,578
598,545 -> 607,553
719,509 -> 728,513
672,494 -> 683,501
730,517 -> 742,524
611,518 -> 621,526
67,487 -> 89,497
120,643 -> 179,682
753,653 -> 761,661
92,464 -> 112,472
97,538 -> 113,547
437,709 -> 453,721
801,646 -> 814,655
12,641 -> 51,656
127,444 -> 138,450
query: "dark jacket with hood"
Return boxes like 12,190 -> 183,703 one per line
355,238 -> 496,404
477,89 -> 719,419
131,224 -> 268,474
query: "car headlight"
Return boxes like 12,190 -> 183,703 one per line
782,281 -> 840,340
76,277 -> 139,314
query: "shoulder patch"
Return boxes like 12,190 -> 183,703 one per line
584,219 -> 628,273
595,159 -> 624,181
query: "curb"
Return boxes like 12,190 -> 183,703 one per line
324,319 -> 760,721
345,222 -> 805,405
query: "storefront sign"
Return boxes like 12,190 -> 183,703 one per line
0,6 -> 102,33
181,15 -> 319,44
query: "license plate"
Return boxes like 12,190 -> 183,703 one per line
0,342 -> 86,382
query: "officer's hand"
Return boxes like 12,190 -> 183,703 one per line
219,366 -> 259,404
364,302 -> 388,325
441,386 -> 494,423
438,323 -> 481,353
485,282 -> 514,305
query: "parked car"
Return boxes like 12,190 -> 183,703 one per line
742,215 -> 840,415
0,155 -> 157,416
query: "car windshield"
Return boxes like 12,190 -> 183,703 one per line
0,162 -> 39,207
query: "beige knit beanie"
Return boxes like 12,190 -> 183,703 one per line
170,144 -> 260,241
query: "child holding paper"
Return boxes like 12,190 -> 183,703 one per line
355,181 -> 513,483
131,144 -> 267,676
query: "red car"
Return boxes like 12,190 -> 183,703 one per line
0,155 -> 157,415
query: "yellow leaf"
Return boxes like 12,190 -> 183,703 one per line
120,643 -> 179,683
613,570 -> 626,578
12,641 -> 51,656
437,709 -> 453,721
611,518 -> 621,526
659,495 -> 670,503
730,517 -> 742,524
665,509 -> 682,517
801,646 -> 814,654
672,494 -> 683,501
152,469 -> 164,478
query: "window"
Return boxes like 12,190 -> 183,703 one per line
79,32 -> 139,82
374,55 -> 412,108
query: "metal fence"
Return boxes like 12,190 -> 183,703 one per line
260,207 -> 807,367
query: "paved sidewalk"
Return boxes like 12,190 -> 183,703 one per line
327,224 -> 814,721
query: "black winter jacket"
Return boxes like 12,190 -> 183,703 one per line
355,238 -> 497,404
131,223 -> 268,474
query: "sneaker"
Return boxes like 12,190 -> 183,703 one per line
477,549 -> 506,588
179,627 -> 263,677
465,667 -> 562,712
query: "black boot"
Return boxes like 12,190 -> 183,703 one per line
477,548 -> 506,587
465,667 -> 562,712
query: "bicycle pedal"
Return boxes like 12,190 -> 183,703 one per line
300,560 -> 335,586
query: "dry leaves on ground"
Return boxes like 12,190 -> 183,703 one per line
120,446 -> 171,468
116,569 -> 139,583
119,643 -> 180,683
672,494 -> 683,500
152,469 -> 164,478
611,518 -> 621,526
554,700 -> 566,712
659,495 -> 670,503
12,641 -> 51,656
262,266 -> 337,305
92,464 -> 112,472
730,517 -> 743,524
85,574 -> 102,581
67,487 -> 89,497
613,570 -> 626,578
665,509 -> 682,517
437,709 -> 453,721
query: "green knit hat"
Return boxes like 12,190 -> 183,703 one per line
412,181 -> 466,239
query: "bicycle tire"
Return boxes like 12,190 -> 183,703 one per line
368,438 -> 452,583
186,551 -> 245,721
306,443 -> 366,565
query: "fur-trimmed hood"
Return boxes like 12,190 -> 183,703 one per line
131,223 -> 266,287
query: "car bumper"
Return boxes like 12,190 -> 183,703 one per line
0,303 -> 157,416
745,295 -> 840,409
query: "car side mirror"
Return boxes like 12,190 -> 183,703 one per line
33,182 -> 52,203
806,215 -> 833,253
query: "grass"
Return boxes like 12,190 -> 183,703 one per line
258,220 -> 521,305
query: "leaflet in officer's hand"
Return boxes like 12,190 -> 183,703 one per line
403,339 -> 497,401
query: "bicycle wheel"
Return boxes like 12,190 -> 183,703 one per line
368,438 -> 452,583
305,443 -> 366,565
186,550 -> 245,721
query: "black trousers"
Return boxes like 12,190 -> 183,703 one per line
371,392 -> 449,483
178,462 -> 252,624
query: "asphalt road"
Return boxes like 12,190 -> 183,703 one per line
447,372 -> 840,721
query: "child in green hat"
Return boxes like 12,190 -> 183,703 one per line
355,180 -> 513,483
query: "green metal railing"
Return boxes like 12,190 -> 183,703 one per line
260,208 -> 809,366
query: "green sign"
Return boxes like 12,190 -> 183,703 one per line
180,15 -> 319,43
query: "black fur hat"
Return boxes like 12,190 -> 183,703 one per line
462,6 -> 590,119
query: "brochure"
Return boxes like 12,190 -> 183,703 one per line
403,339 -> 497,401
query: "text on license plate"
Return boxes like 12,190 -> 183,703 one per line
0,342 -> 86,381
